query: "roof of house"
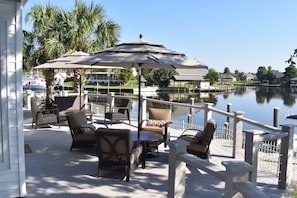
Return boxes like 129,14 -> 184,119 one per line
173,68 -> 208,81
173,75 -> 206,81
219,73 -> 235,79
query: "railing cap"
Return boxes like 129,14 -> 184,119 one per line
243,129 -> 265,135
167,139 -> 190,149
222,160 -> 252,172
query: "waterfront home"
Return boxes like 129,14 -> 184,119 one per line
173,68 -> 210,90
218,73 -> 236,84
290,77 -> 297,87
245,73 -> 257,81
0,0 -> 26,197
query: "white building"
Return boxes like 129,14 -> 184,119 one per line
173,68 -> 210,90
0,0 -> 26,197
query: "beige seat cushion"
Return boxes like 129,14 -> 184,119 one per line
187,143 -> 208,153
149,108 -> 171,120
141,125 -> 164,135
73,133 -> 95,141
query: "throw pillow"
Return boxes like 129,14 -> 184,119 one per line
72,126 -> 82,134
147,119 -> 167,127
195,130 -> 204,141
179,129 -> 203,143
79,124 -> 96,134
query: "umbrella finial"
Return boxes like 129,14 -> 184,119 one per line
139,34 -> 143,39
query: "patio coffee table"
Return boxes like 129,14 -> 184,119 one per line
132,130 -> 163,169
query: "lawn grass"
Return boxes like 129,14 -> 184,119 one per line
64,80 -> 139,89
292,182 -> 297,198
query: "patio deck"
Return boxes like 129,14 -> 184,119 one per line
23,110 -> 293,197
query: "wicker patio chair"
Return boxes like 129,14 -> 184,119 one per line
66,111 -> 99,151
104,98 -> 131,125
141,108 -> 172,148
30,97 -> 59,130
179,119 -> 216,160
95,128 -> 143,181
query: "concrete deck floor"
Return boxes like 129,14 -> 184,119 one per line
23,110 -> 293,197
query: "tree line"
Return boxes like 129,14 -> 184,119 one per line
204,51 -> 297,87
23,0 -> 297,96
23,0 -> 180,98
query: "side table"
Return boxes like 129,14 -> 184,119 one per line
132,131 -> 163,169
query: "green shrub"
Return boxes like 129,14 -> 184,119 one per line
292,182 -> 297,198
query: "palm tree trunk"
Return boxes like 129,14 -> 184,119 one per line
73,69 -> 80,93
45,68 -> 55,102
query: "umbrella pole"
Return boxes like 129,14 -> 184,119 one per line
138,65 -> 142,139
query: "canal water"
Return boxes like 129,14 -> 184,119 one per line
28,85 -> 297,149
153,86 -> 297,150
174,86 -> 297,127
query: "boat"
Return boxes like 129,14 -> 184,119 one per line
133,86 -> 159,97
23,78 -> 46,91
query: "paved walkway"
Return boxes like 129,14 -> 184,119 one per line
23,110 -> 293,197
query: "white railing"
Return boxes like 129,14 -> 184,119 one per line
85,93 -> 296,185
168,140 -> 270,198
31,92 -> 293,194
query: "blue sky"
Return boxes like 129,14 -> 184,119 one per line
23,0 -> 297,73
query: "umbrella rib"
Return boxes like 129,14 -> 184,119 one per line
104,50 -> 183,56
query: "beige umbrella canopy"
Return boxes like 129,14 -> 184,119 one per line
75,35 -> 208,135
35,51 -> 91,69
34,51 -> 121,107
78,35 -> 207,69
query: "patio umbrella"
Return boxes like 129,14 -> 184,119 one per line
75,35 -> 208,137
34,51 -> 121,108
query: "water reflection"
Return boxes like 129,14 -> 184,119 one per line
25,86 -> 297,109
157,91 -> 218,104
157,86 -> 297,108
255,87 -> 296,107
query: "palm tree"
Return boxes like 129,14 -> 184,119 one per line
22,30 -> 35,72
25,4 -> 63,99
24,0 -> 120,98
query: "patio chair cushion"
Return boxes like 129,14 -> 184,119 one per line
179,129 -> 204,143
178,119 -> 216,160
72,133 -> 96,142
78,124 -> 96,134
187,142 -> 209,153
141,125 -> 165,135
66,111 -> 99,151
147,119 -> 168,127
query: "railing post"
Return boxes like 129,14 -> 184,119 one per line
222,161 -> 252,198
141,96 -> 147,122
278,124 -> 294,189
187,98 -> 194,128
83,90 -> 88,110
167,140 -> 189,198
224,103 -> 232,140
25,90 -> 34,110
204,103 -> 213,126
226,103 -> 231,123
233,111 -> 244,159
224,122 -> 230,139
267,107 -> 279,150
244,129 -> 262,184
273,107 -> 279,127
107,92 -> 115,112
